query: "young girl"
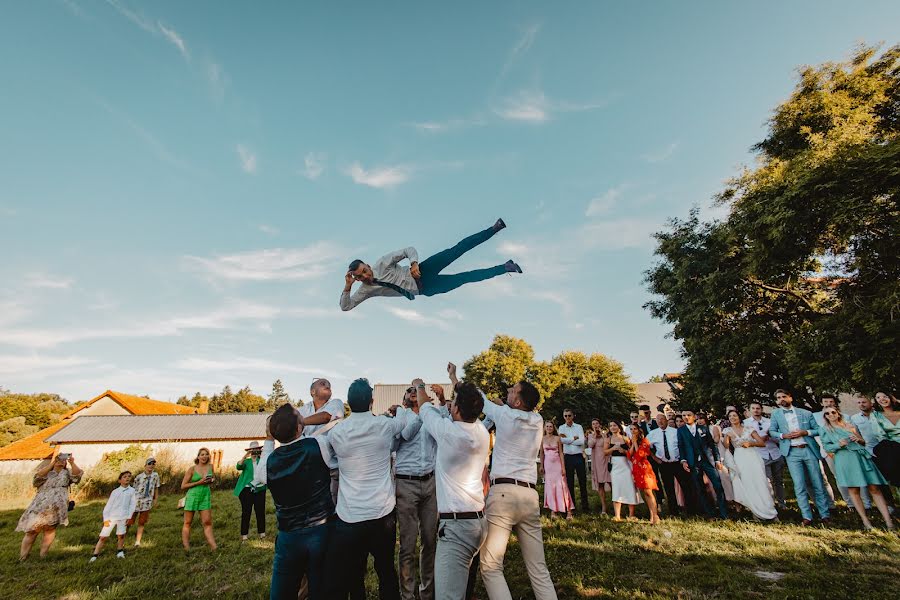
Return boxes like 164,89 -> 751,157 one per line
90,471 -> 136,562
539,421 -> 574,519
181,448 -> 217,550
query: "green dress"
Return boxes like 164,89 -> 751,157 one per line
184,470 -> 212,511
819,426 -> 887,487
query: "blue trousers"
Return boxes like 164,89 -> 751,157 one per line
785,446 -> 830,521
270,522 -> 330,600
418,226 -> 506,296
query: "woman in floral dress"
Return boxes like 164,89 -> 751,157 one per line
16,449 -> 83,560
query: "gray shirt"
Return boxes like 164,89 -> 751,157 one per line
340,247 -> 419,311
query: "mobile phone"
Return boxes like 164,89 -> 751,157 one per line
59,453 -> 71,460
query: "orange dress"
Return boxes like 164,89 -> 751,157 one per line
627,438 -> 659,491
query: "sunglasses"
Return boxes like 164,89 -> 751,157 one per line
406,387 -> 416,394
824,410 -> 838,415
147,462 -> 156,465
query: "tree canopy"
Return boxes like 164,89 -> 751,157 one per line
645,44 -> 900,410
462,335 -> 638,422
177,385 -> 268,413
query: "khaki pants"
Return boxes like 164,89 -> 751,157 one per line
480,484 -> 558,600
396,477 -> 438,600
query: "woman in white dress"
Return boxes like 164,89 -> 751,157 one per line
722,410 -> 778,521
604,420 -> 641,521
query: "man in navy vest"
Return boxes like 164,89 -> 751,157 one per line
258,404 -> 335,599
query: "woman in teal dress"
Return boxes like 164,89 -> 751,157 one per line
180,447 -> 217,550
820,408 -> 895,531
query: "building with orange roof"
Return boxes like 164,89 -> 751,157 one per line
0,390 -> 199,474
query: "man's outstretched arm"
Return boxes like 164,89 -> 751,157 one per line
340,270 -> 369,311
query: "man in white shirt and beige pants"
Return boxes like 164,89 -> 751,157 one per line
469,367 -> 558,600
416,376 -> 490,600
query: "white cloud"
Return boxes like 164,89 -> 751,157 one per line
158,22 -> 189,60
586,184 -> 629,217
58,0 -> 86,19
257,224 -> 279,236
236,144 -> 257,174
346,162 -> 411,189
494,89 -> 608,124
0,354 -> 97,376
184,242 -> 342,281
106,1 -> 189,61
301,152 -> 326,180
578,218 -> 660,250
206,61 -> 229,102
643,142 -> 680,163
25,273 -> 74,290
385,307 -> 451,331
410,116 -> 486,134
530,290 -> 575,315
494,23 -> 541,92
436,309 -> 465,321
0,301 -> 31,328
174,357 -> 343,380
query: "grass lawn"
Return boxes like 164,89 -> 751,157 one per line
1,488 -> 898,599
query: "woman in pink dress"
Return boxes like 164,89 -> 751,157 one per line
539,421 -> 574,519
587,418 -> 611,515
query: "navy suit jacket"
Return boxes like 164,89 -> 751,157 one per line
677,424 -> 720,468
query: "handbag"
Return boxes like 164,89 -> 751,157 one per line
607,461 -> 613,472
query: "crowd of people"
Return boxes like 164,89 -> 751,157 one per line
12,370 -> 900,599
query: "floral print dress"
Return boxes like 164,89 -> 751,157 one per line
16,468 -> 81,532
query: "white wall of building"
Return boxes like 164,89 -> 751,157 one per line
51,440 -> 262,473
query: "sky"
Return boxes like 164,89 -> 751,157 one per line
1,1 -> 898,405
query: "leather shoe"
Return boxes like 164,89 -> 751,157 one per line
493,218 -> 506,232
801,519 -> 813,526
504,260 -> 522,273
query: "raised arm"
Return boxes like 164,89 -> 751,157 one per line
378,247 -> 419,268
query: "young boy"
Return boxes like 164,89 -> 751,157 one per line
128,457 -> 160,547
90,471 -> 137,562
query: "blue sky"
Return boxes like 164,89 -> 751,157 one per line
2,1 -> 898,404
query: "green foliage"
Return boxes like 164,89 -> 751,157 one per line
0,389 -> 73,446
265,379 -> 291,410
645,44 -> 900,411
463,335 -> 637,419
177,386 -> 267,413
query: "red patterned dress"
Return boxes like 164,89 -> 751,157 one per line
627,437 -> 659,491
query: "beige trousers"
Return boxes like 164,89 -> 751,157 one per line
480,483 -> 558,600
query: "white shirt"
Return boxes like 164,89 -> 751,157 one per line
103,485 -> 137,522
340,247 -> 420,311
420,402 -> 490,513
481,398 -> 542,484
325,411 -> 406,523
744,416 -> 781,460
558,423 -> 585,455
647,426 -> 680,462
782,409 -> 805,446
394,406 -> 444,477
299,397 -> 345,438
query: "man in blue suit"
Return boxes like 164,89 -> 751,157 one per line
676,409 -> 728,518
768,389 -> 831,525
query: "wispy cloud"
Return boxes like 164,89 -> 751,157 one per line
346,162 -> 412,189
385,307 -> 453,331
184,242 -> 343,281
58,0 -> 87,19
0,354 -> 97,376
206,61 -> 229,102
236,144 -> 257,174
257,224 -> 280,236
494,89 -> 608,123
436,309 -> 465,321
530,290 -> 575,315
578,218 -> 660,250
106,1 -> 189,60
301,152 -> 326,180
25,273 -> 74,290
585,184 -> 629,217
174,356 -> 344,380
642,141 -> 680,163
95,97 -> 190,170
410,115 -> 487,134
493,23 -> 541,94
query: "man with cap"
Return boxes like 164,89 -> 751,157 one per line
128,457 -> 160,547
234,441 -> 267,542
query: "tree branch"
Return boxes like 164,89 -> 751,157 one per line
743,278 -> 832,315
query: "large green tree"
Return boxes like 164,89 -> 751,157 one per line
645,44 -> 900,410
0,388 -> 73,446
266,379 -> 291,410
177,386 -> 267,413
462,335 -> 638,420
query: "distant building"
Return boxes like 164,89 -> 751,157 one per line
372,383 -> 452,415
0,390 -> 199,474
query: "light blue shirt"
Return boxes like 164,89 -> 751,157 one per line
849,412 -> 878,455
394,406 -> 446,477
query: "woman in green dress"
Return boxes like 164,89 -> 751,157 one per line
181,447 -> 217,550
819,409 -> 895,531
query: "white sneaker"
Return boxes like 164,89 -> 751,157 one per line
89,555 -> 98,563
116,551 -> 125,559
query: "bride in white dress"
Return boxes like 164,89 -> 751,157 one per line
723,410 -> 778,521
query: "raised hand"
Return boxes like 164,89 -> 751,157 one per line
430,384 -> 445,401
410,262 -> 421,279
344,270 -> 355,289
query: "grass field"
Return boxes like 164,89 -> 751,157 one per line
1,488 -> 899,599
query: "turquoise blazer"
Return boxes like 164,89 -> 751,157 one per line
769,407 -> 822,458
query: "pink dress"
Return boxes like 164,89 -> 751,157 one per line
589,432 -> 611,488
542,440 -> 574,512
